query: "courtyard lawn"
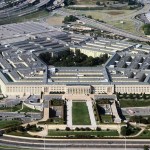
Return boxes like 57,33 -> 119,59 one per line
72,102 -> 91,125
100,115 -> 113,123
139,130 -> 150,138
48,130 -> 119,137
0,120 -> 22,129
119,100 -> 150,108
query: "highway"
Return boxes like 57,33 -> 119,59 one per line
54,9 -> 150,42
0,0 -> 52,19
0,135 -> 150,149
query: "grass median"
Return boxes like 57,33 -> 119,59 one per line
48,130 -> 119,137
0,120 -> 22,129
119,100 -> 150,108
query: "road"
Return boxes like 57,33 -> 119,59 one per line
107,4 -> 150,22
0,135 -> 150,149
54,9 -> 150,42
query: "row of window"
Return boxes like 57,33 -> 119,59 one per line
7,87 -> 42,93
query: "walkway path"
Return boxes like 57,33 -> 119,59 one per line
111,101 -> 121,123
86,100 -> 96,128
28,125 -> 48,137
66,100 -> 72,127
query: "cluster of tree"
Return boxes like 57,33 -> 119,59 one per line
96,1 -> 101,5
65,127 -> 101,131
121,124 -> 140,136
63,15 -> 78,23
39,50 -> 109,67
128,0 -> 143,6
143,24 -> 150,35
144,145 -> 149,150
50,99 -> 64,106
64,0 -> 76,6
17,124 -> 43,132
117,92 -> 148,99
96,99 -> 110,104
4,124 -> 42,134
129,116 -> 150,124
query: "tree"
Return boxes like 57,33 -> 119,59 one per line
87,15 -> 92,19
147,116 -> 150,124
64,0 -> 75,6
96,127 -> 101,131
135,93 -> 140,99
63,15 -> 78,24
65,127 -> 71,131
123,93 -> 127,99
26,124 -> 31,131
96,1 -> 100,5
142,93 -> 146,99
129,93 -> 133,99
144,145 -> 149,150
17,126 -> 25,132
121,126 -> 127,136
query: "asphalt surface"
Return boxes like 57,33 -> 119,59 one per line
0,135 -> 150,149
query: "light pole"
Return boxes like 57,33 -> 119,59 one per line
43,135 -> 45,150
124,136 -> 126,150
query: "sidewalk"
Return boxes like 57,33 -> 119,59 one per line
86,100 -> 96,128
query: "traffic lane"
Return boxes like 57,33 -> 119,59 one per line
1,136 -> 150,145
0,140 -> 149,149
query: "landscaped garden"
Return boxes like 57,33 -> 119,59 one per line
48,129 -> 119,138
0,103 -> 40,112
7,124 -> 43,137
93,99 -> 113,124
43,99 -> 67,124
39,49 -> 109,67
117,93 -> 150,107
121,124 -> 141,136
72,102 -> 91,125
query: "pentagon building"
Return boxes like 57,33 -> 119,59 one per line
0,21 -> 150,97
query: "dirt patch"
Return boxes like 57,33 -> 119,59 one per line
46,16 -> 64,26
106,11 -> 124,15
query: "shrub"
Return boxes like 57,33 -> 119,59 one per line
96,127 -> 101,131
65,127 -> 71,131
75,127 -> 80,131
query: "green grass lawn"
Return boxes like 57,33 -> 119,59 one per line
38,118 -> 65,125
19,105 -> 40,113
119,100 -> 150,108
72,102 -> 91,125
0,104 -> 22,112
100,115 -> 113,123
0,104 -> 40,112
0,120 -> 22,129
8,131 -> 32,137
142,24 -> 150,35
48,130 -> 119,137
138,130 -> 150,138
